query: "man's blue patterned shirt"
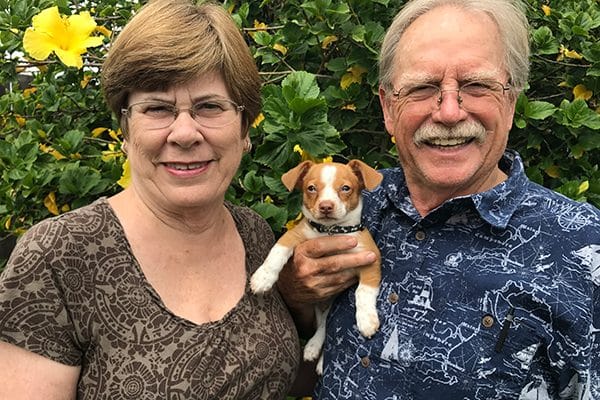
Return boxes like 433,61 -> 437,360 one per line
315,150 -> 600,399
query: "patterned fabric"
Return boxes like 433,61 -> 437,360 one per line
315,150 -> 600,400
0,198 -> 300,399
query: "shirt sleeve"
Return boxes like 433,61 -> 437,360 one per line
588,284 -> 600,398
550,239 -> 600,398
0,219 -> 83,366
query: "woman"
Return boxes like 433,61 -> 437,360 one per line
0,0 -> 301,398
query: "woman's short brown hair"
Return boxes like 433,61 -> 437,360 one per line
101,0 -> 261,136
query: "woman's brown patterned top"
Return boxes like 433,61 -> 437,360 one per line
0,198 -> 300,399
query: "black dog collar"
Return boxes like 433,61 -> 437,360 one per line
308,219 -> 364,235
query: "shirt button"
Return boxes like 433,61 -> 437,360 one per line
360,356 -> 370,368
415,230 -> 426,241
388,292 -> 399,304
482,314 -> 495,328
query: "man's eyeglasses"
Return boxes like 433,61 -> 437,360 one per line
121,98 -> 245,130
391,80 -> 511,114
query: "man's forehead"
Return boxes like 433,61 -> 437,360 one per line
392,6 -> 504,84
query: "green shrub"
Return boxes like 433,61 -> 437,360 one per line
1,0 -> 599,271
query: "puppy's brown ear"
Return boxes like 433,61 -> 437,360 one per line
281,160 -> 314,191
348,159 -> 383,191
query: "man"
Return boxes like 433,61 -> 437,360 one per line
278,0 -> 600,398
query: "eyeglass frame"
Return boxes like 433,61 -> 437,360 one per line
120,98 -> 246,130
390,79 -> 512,110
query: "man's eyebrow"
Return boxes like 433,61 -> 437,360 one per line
459,70 -> 505,82
396,69 -> 506,86
395,73 -> 438,86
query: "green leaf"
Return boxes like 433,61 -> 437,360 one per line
292,124 -> 345,157
262,93 -> 293,130
578,132 -> 600,150
327,58 -> 348,72
524,101 -> 556,120
556,99 -> 600,129
264,175 -> 287,193
251,202 -> 288,232
587,65 -> 600,77
252,31 -> 273,46
242,170 -> 264,194
351,24 -> 366,43
581,41 -> 600,63
58,165 -> 102,196
532,26 -> 559,55
514,117 -> 526,129
288,97 -> 326,115
281,71 -> 320,103
56,130 -> 85,153
254,140 -> 293,168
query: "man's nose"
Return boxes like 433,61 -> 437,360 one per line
432,89 -> 467,125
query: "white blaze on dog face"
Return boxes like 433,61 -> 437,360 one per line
301,163 -> 363,221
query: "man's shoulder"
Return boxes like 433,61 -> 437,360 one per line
522,180 -> 600,217
506,181 -> 600,245
363,167 -> 404,200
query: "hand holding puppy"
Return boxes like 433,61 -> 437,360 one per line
278,236 -> 378,304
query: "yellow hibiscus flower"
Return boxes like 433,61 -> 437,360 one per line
23,6 -> 104,69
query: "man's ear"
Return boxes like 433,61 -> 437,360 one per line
378,86 -> 396,137
504,95 -> 518,132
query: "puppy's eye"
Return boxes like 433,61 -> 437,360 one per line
307,184 -> 317,193
340,185 -> 351,192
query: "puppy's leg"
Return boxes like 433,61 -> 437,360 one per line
355,261 -> 381,338
250,243 -> 294,293
303,302 -> 331,367
316,352 -> 324,376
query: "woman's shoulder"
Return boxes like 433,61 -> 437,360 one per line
12,197 -> 119,260
225,202 -> 272,234
34,197 -> 113,229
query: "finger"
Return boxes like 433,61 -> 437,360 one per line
311,269 -> 358,297
281,272 -> 356,304
312,251 -> 377,275
295,235 -> 359,258
292,248 -> 377,278
291,266 -> 358,301
278,260 -> 357,303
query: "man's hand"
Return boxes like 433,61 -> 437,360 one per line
276,235 -> 377,335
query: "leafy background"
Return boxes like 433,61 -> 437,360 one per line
1,0 -> 599,274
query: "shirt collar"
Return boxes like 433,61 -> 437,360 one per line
373,150 -> 528,228
471,150 -> 528,228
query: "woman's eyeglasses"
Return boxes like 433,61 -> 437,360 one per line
121,98 -> 245,129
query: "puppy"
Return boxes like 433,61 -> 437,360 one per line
250,159 -> 382,374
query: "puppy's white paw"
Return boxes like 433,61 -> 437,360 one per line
250,266 -> 279,294
315,353 -> 324,375
250,244 -> 292,294
303,338 -> 323,361
355,284 -> 380,338
356,309 -> 380,338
